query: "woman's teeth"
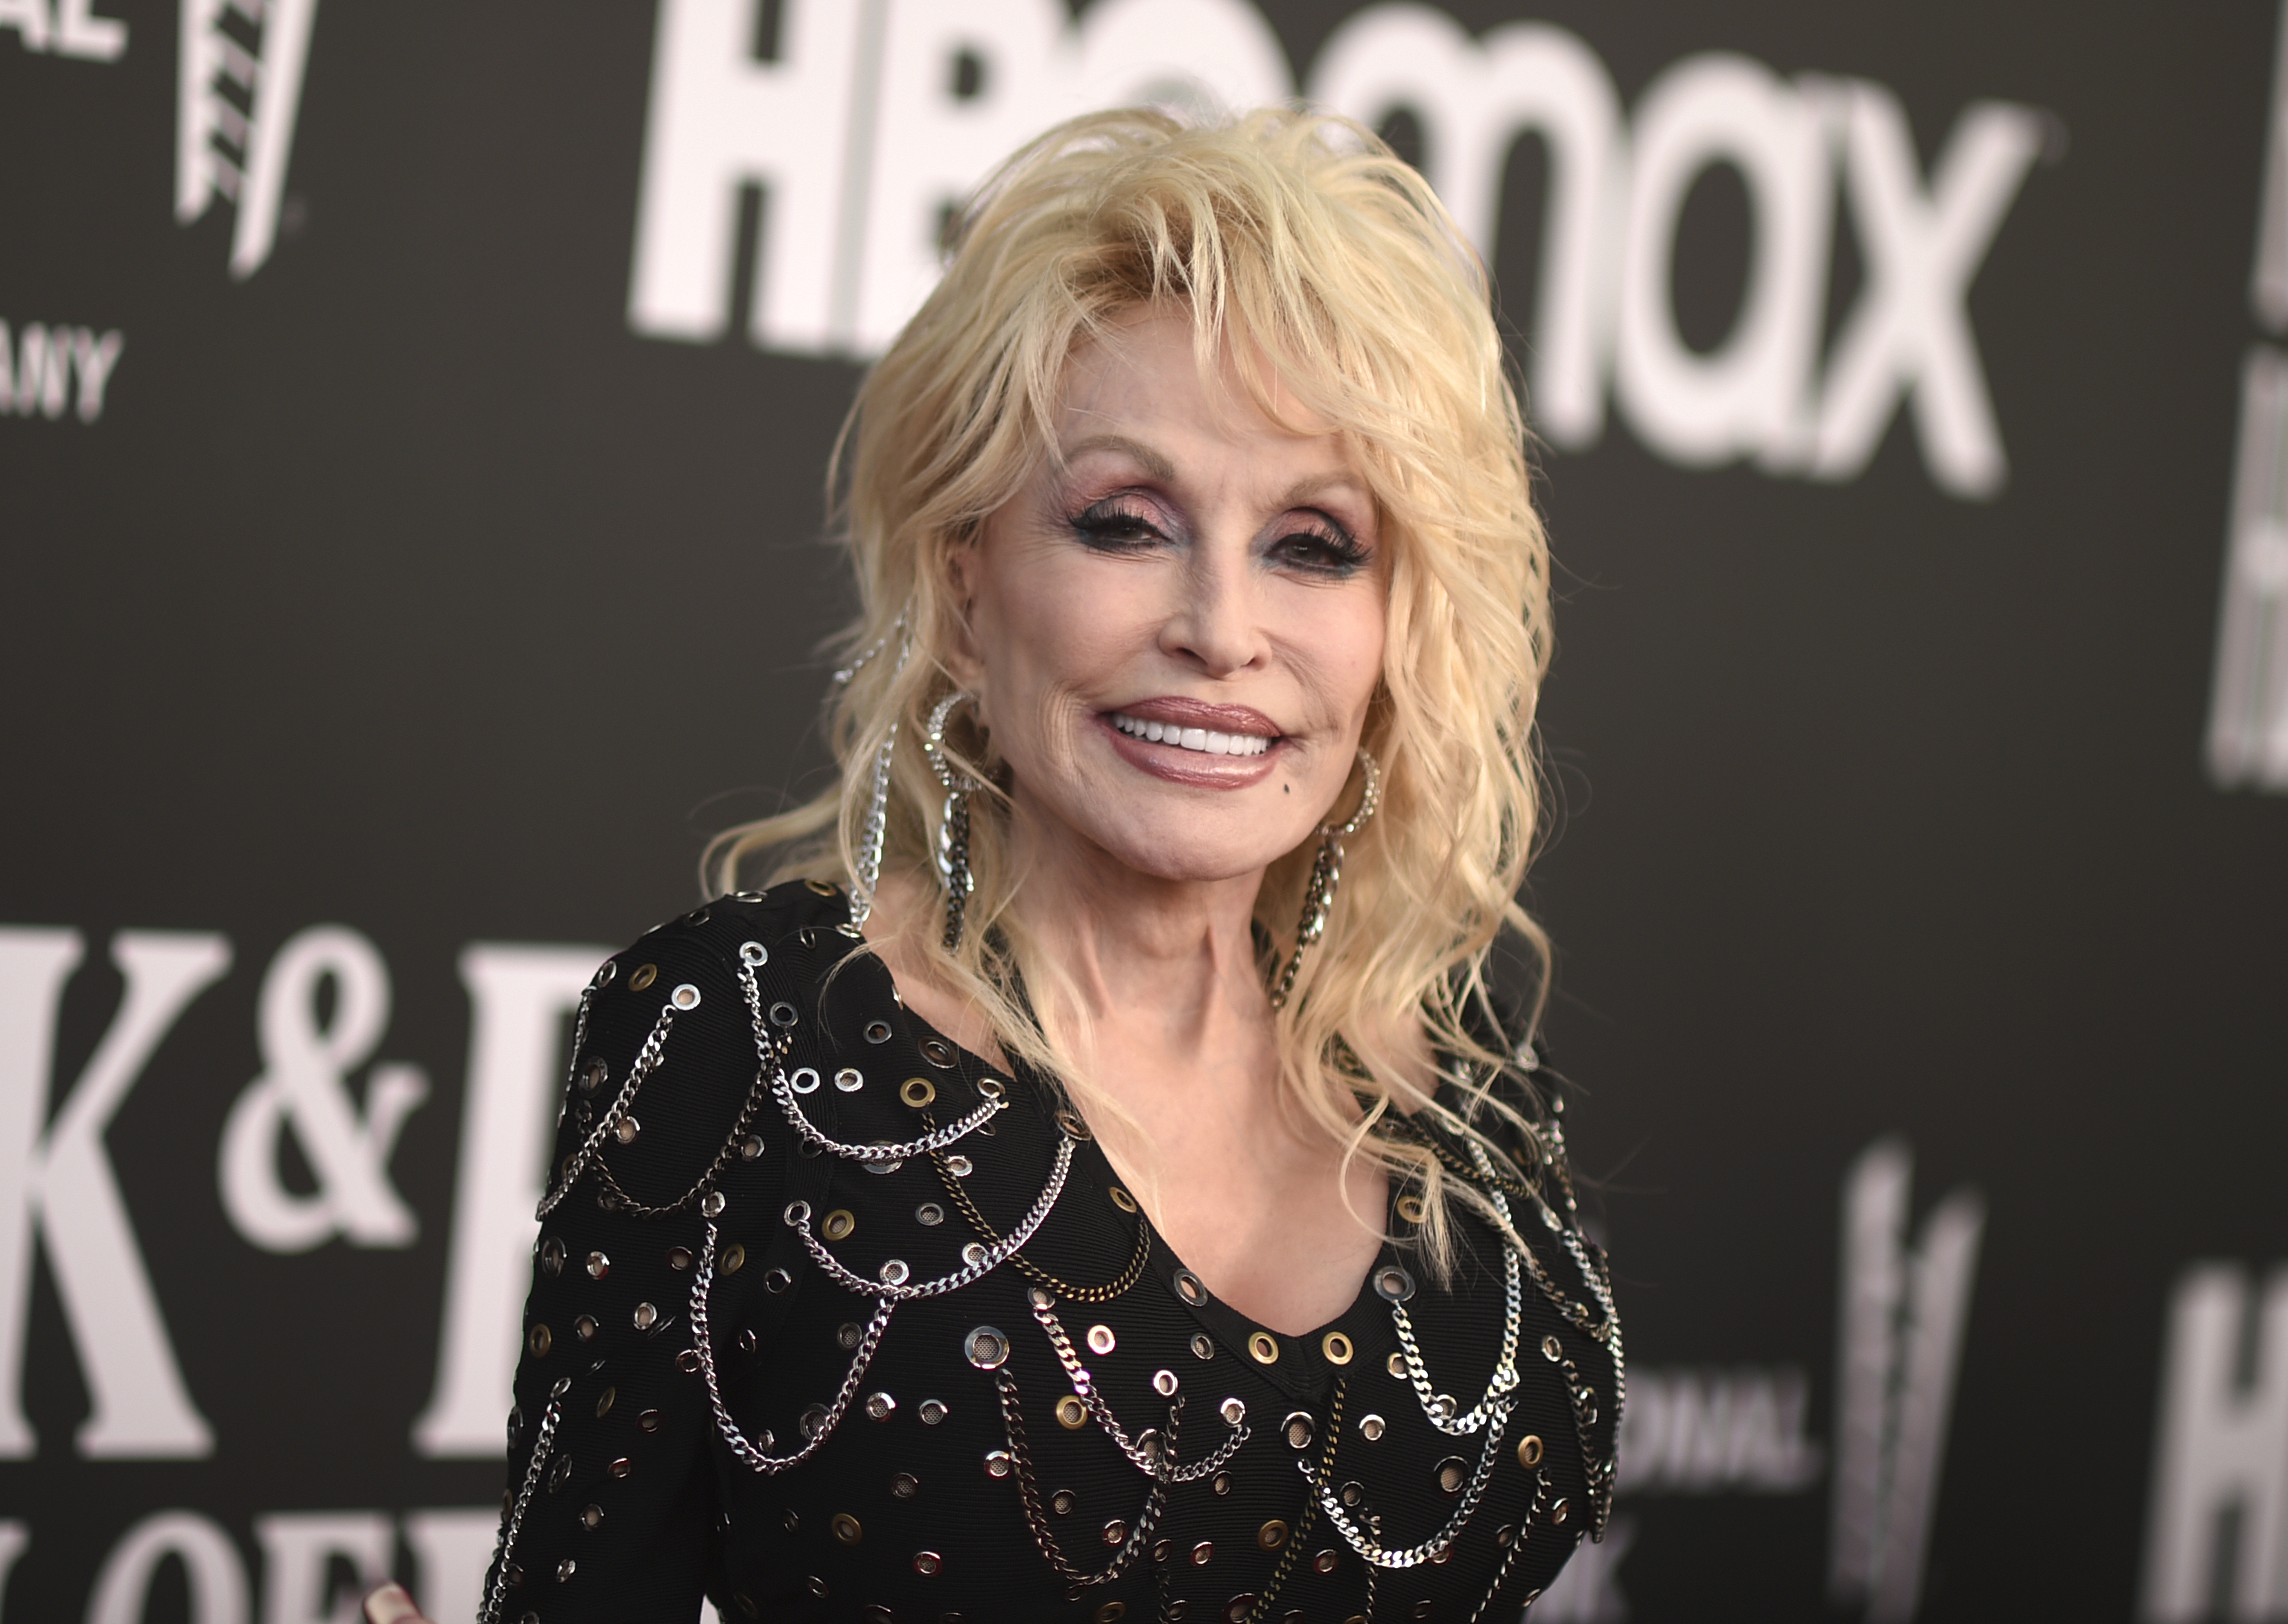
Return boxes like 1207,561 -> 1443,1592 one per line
1109,712 -> 1274,757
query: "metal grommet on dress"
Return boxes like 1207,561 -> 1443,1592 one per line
1087,1325 -> 1116,1355
1321,1331 -> 1354,1364
822,1209 -> 856,1241
739,940 -> 767,967
900,1077 -> 937,1107
836,1068 -> 865,1092
1248,1331 -> 1280,1365
1435,1456 -> 1468,1494
1358,1413 -> 1385,1442
918,1035 -> 956,1067
1518,1433 -> 1544,1468
1173,1270 -> 1208,1307
790,1067 -> 820,1095
965,1327 -> 1009,1369
629,964 -> 658,992
1190,1334 -> 1214,1360
1373,1264 -> 1416,1303
864,1020 -> 893,1044
1055,1395 -> 1089,1430
1054,1107 -> 1091,1140
670,982 -> 701,1010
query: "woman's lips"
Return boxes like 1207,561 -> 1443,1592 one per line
1096,710 -> 1283,788
1107,710 -> 1272,757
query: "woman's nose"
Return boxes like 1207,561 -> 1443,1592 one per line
1159,551 -> 1267,676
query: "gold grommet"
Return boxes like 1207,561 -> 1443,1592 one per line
721,1243 -> 746,1275
830,1512 -> 861,1543
1055,1395 -> 1090,1430
527,1324 -> 551,1357
1321,1331 -> 1354,1365
1248,1331 -> 1279,1366
805,878 -> 839,897
823,1209 -> 856,1241
629,964 -> 658,992
1518,1433 -> 1544,1468
900,1077 -> 937,1108
1395,1194 -> 1426,1224
1095,1604 -> 1126,1624
1257,1519 -> 1289,1550
1108,1186 -> 1137,1213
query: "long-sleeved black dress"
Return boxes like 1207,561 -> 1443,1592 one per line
485,881 -> 1621,1624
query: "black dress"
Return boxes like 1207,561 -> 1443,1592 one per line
487,882 -> 1621,1624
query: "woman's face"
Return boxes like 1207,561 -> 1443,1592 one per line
948,308 -> 1388,889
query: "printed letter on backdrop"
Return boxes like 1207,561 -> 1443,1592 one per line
252,1513 -> 393,1624
0,930 -> 227,1459
2140,1265 -> 2288,1620
1615,54 -> 1832,470
628,0 -> 869,350
1310,5 -> 1623,451
414,943 -> 609,1456
86,1512 -> 248,1624
1811,83 -> 2043,500
218,926 -> 428,1254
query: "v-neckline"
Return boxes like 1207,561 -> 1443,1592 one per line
840,914 -> 1420,1359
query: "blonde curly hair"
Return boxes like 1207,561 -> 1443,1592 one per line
710,106 -> 1555,1267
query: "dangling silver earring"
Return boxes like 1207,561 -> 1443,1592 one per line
845,625 -> 912,936
1269,749 -> 1382,1010
922,692 -> 986,951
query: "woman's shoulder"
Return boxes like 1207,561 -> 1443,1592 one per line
545,880 -> 862,1211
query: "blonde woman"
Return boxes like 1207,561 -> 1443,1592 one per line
371,106 -> 1618,1624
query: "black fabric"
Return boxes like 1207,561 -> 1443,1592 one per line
495,882 -> 1620,1623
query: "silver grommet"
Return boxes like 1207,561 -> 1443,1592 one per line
789,1067 -> 820,1095
740,941 -> 767,966
671,983 -> 702,1010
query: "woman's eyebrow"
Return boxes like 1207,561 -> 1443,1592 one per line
1060,433 -> 1178,481
1272,471 -> 1369,510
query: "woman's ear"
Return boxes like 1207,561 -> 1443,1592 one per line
940,534 -> 988,692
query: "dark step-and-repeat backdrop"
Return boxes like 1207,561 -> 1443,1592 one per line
4,1 -> 2287,1620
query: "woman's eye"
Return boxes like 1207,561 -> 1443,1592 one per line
1276,524 -> 1368,575
1070,502 -> 1164,550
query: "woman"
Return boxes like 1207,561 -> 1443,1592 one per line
372,106 -> 1618,1624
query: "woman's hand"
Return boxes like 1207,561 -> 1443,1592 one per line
362,1582 -> 436,1624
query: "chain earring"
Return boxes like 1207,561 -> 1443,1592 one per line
923,692 -> 987,951
1269,748 -> 1382,1010
844,625 -> 912,936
